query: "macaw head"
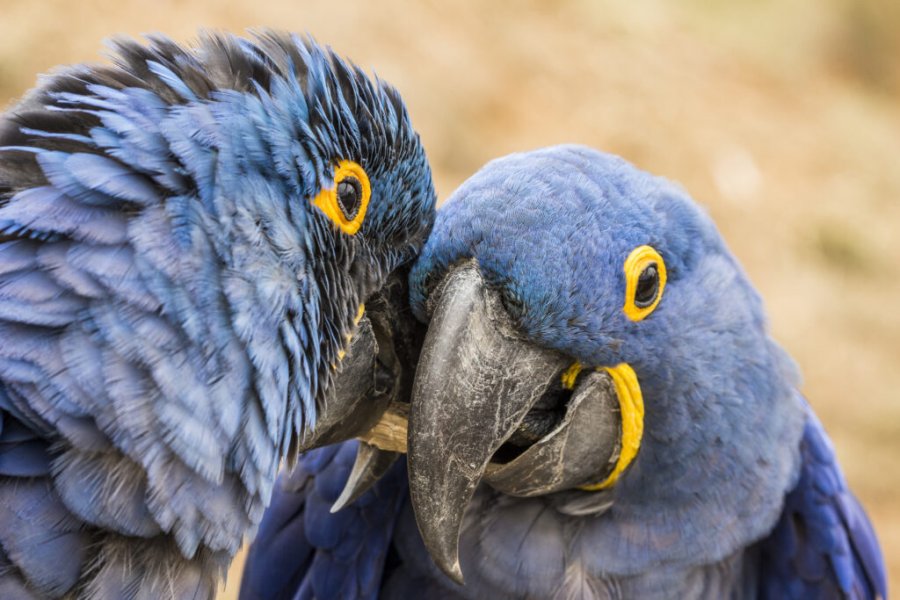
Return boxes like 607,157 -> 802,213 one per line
160,33 -> 438,454
150,33 -> 439,460
407,145 -> 804,581
229,34 -> 438,452
0,32 -> 436,465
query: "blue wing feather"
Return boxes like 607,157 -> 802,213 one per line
759,409 -> 887,599
240,441 -> 408,600
0,468 -> 90,596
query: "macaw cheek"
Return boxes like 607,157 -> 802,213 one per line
483,369 -> 621,497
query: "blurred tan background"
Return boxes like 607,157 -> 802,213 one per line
1,0 -> 897,596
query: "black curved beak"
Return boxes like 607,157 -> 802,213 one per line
295,269 -> 422,456
295,312 -> 387,451
407,262 -> 635,584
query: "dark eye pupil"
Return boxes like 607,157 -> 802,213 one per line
337,177 -> 362,220
634,264 -> 659,308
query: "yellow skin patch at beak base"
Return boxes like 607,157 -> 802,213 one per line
579,362 -> 645,491
336,303 -> 366,362
353,303 -> 366,326
560,362 -> 583,391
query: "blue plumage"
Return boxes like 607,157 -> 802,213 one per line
0,31 -> 434,597
760,411 -> 887,599
240,442 -> 408,600
245,144 -> 885,599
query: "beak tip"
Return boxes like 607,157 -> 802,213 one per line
330,443 -> 400,514
329,497 -> 347,514
443,559 -> 465,585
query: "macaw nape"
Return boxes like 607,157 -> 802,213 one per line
241,144 -> 887,599
0,31 -> 435,598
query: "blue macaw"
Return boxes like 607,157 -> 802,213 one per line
241,145 -> 886,599
0,32 -> 435,597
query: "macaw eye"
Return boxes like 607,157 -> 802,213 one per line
337,177 -> 363,220
623,245 -> 666,321
633,264 -> 659,308
312,160 -> 371,235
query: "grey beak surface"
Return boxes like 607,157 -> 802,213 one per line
483,369 -> 621,497
297,314 -> 391,452
330,442 -> 399,513
407,262 -> 569,583
296,268 -> 422,456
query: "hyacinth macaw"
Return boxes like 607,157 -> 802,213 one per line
0,32 -> 435,598
241,145 -> 886,599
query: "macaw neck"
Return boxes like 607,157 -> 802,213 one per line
595,333 -> 806,572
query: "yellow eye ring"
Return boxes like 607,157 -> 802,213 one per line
312,160 -> 371,235
623,245 -> 666,322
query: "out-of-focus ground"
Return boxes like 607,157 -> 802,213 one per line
1,0 -> 898,596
